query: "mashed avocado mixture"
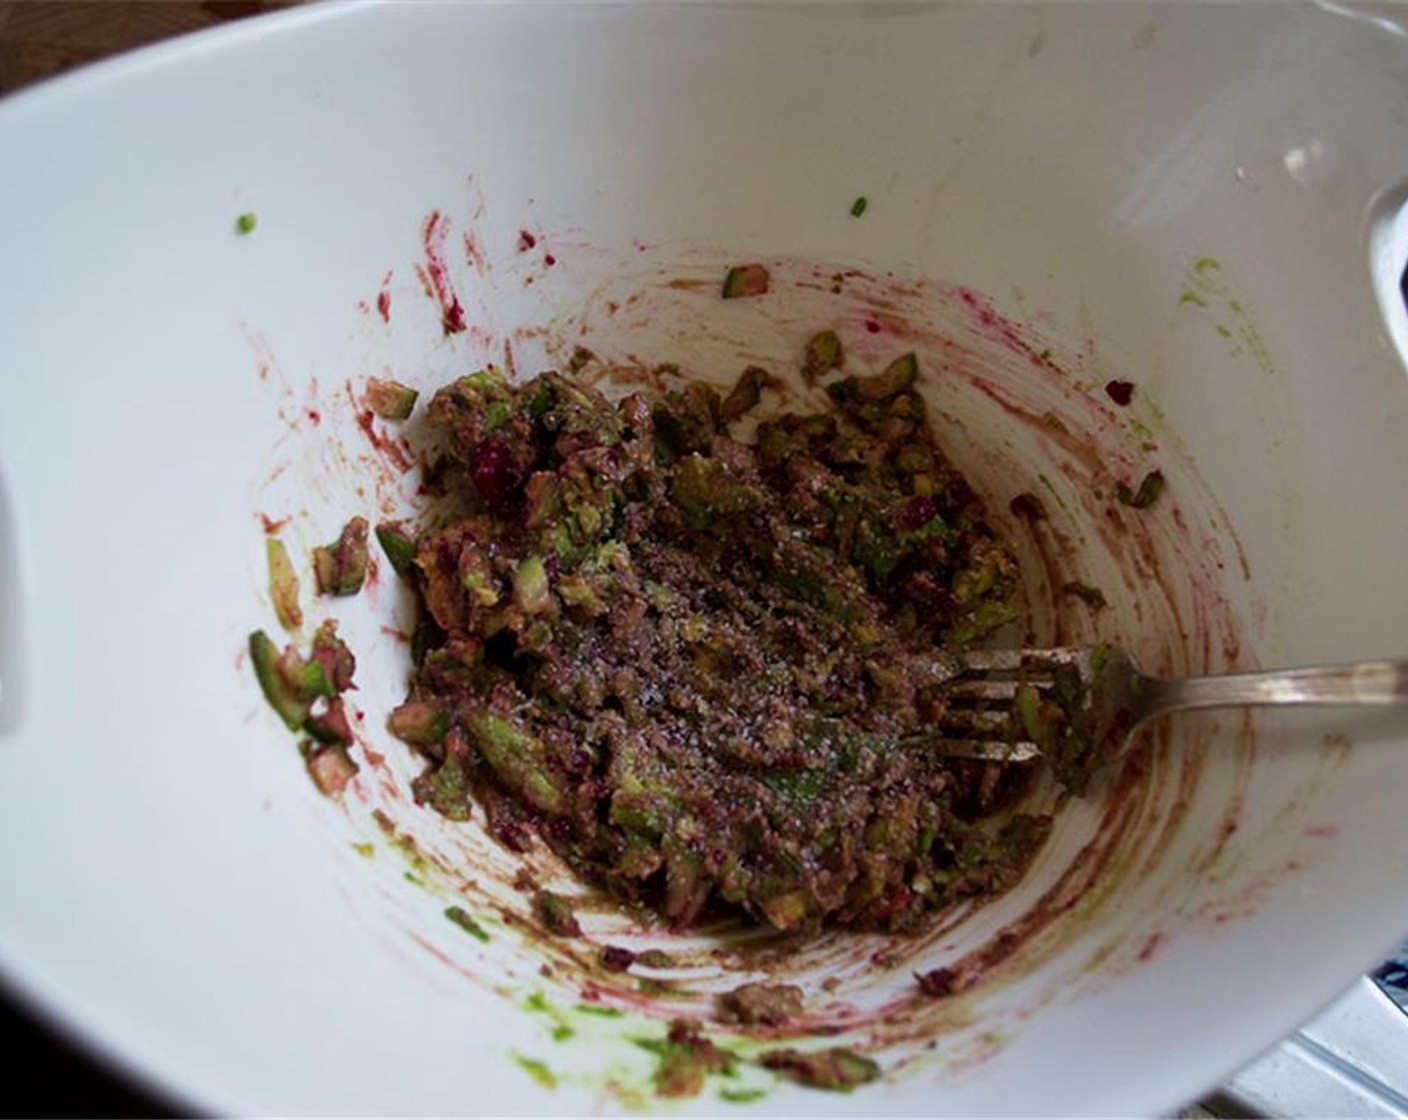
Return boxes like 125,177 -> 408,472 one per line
376,337 -> 1052,935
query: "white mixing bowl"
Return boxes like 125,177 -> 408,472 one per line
3,3 -> 1408,1114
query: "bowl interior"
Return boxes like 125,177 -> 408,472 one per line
3,3 -> 1408,1115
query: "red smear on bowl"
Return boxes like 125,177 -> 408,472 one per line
1105,379 -> 1135,406
376,270 -> 393,323
422,211 -> 466,335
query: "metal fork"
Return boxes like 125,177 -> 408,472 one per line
923,646 -> 1408,766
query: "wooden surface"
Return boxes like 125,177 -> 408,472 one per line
0,0 -> 296,94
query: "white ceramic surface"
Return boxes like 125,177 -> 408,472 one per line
3,3 -> 1408,1115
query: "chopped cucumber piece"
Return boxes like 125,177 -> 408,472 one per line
313,516 -> 369,596
249,630 -> 309,731
375,521 -> 417,577
366,377 -> 419,420
722,264 -> 770,299
265,537 -> 302,631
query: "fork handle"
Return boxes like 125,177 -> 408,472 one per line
1145,659 -> 1408,720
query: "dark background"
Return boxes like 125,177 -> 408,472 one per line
0,1 -> 293,95
0,992 -> 176,1117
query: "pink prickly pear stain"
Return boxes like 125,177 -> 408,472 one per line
421,211 -> 467,335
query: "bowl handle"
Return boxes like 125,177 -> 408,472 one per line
0,466 -> 29,735
1367,180 -> 1408,379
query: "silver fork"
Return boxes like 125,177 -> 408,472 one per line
923,646 -> 1408,768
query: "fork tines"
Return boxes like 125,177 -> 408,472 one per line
942,647 -> 1083,703
955,647 -> 1086,672
917,647 -> 1094,762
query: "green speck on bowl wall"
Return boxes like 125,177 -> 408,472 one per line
525,990 -> 577,1042
497,992 -> 793,1110
1036,472 -> 1073,515
513,1053 -> 557,1090
1177,255 -> 1276,377
576,1003 -> 625,1018
444,904 -> 491,942
500,1023 -> 686,1111
1128,417 -> 1155,441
